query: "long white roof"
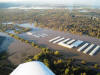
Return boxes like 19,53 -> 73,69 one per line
10,61 -> 55,75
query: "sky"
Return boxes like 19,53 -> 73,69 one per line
0,0 -> 99,6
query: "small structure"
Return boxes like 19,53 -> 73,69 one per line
32,35 -> 40,38
58,38 -> 74,48
58,38 -> 71,45
53,37 -> 65,44
27,32 -> 32,35
83,44 -> 95,54
58,43 -> 74,48
49,37 -> 100,56
71,40 -> 83,47
39,34 -> 48,37
49,36 -> 61,42
10,61 -> 55,75
77,43 -> 89,51
66,39 -> 76,45
89,46 -> 100,56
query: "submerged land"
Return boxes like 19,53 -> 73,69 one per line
0,8 -> 100,75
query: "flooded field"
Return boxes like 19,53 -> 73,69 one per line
0,32 -> 41,65
1,22 -> 100,64
19,28 -> 100,63
0,32 -> 14,52
16,23 -> 100,64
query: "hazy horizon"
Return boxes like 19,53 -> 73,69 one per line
0,0 -> 99,6
0,0 -> 100,9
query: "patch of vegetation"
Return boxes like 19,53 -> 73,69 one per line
0,52 -> 15,75
25,49 -> 100,75
0,23 -> 31,34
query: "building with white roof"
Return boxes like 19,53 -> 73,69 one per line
49,36 -> 61,42
71,40 -> 83,47
27,32 -> 33,35
49,37 -> 100,56
89,46 -> 100,56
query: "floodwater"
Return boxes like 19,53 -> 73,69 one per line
17,23 -> 35,28
1,22 -> 100,64
0,32 -> 14,53
3,22 -> 42,32
0,22 -> 44,53
79,10 -> 89,12
17,23 -> 42,32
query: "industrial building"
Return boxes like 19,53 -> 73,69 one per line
49,36 -> 61,42
83,44 -> 95,54
77,43 -> 89,51
70,40 -> 83,47
53,37 -> 65,44
49,36 -> 100,56
89,46 -> 100,56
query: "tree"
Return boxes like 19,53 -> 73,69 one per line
32,42 -> 35,46
25,40 -> 29,43
81,72 -> 87,75
96,73 -> 100,75
43,59 -> 49,67
57,59 -> 63,64
65,68 -> 69,75
54,51 -> 59,55
81,60 -> 86,65
33,55 -> 39,60
94,64 -> 99,69
34,21 -> 38,27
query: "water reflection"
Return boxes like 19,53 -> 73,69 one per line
0,33 -> 14,53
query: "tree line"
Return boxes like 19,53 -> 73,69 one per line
34,9 -> 100,39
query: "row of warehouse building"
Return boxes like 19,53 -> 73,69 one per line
49,36 -> 100,56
